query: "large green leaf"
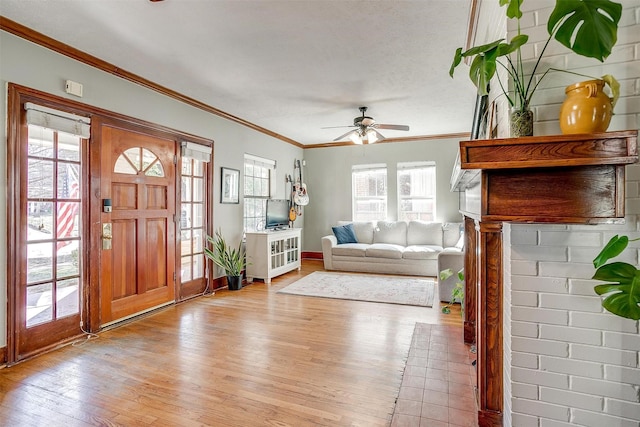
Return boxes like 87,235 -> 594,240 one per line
497,34 -> 529,56
592,261 -> 636,283
449,48 -> 463,77
592,263 -> 640,320
462,39 -> 504,58
450,39 -> 503,79
469,47 -> 499,95
594,278 -> 640,320
503,0 -> 523,19
593,234 -> 628,268
548,0 -> 622,61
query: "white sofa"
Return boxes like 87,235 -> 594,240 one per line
321,220 -> 463,279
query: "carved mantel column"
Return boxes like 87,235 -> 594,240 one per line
463,217 -> 477,344
477,221 -> 503,427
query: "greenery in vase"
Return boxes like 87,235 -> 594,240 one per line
592,235 -> 640,320
439,268 -> 465,315
204,229 -> 245,277
449,0 -> 622,113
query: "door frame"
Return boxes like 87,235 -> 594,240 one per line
6,84 -> 214,363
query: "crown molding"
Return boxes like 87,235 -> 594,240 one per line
0,16 -> 304,148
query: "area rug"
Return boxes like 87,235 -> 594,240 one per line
278,271 -> 434,307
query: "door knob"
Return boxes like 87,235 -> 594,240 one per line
102,223 -> 112,249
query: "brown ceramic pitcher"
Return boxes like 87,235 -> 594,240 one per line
559,79 -> 612,134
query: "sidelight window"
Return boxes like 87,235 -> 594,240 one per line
25,125 -> 83,327
180,159 -> 206,282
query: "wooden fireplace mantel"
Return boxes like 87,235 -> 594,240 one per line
451,130 -> 638,427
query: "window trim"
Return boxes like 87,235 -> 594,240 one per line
351,164 -> 388,222
243,154 -> 276,232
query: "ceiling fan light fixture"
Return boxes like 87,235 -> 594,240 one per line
349,130 -> 363,144
328,106 -> 408,144
366,128 -> 380,144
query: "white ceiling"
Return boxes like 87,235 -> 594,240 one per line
0,0 -> 477,145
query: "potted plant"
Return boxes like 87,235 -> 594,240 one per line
204,229 -> 246,291
439,268 -> 465,315
449,0 -> 622,137
592,235 -> 640,320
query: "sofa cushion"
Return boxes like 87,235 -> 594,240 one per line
407,221 -> 443,246
403,245 -> 443,260
332,243 -> 368,257
339,221 -> 375,244
366,243 -> 404,259
443,222 -> 463,248
332,223 -> 358,244
374,221 -> 407,246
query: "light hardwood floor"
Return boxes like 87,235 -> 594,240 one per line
0,260 -> 467,427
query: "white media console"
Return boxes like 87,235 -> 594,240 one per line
245,228 -> 301,284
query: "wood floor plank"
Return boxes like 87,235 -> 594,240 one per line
1,260 -> 463,426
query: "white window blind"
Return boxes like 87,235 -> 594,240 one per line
181,141 -> 212,163
25,103 -> 91,139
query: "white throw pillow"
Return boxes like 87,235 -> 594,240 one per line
407,221 -> 443,246
374,221 -> 407,246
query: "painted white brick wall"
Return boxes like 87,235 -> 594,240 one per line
498,0 -> 640,425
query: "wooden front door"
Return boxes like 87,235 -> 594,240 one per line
99,126 -> 177,325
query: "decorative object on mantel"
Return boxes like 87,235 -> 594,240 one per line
592,235 -> 640,320
560,78 -> 618,135
449,0 -> 622,137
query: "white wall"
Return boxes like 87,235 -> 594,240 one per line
302,137 -> 464,252
0,30 -> 303,349
500,1 -> 640,425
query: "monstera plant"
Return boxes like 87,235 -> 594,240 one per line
450,0 -> 622,115
592,235 -> 640,320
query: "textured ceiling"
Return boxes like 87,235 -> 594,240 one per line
0,0 -> 477,145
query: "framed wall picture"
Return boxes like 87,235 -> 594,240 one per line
470,93 -> 489,140
221,167 -> 240,204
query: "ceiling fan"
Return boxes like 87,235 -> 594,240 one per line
326,106 -> 410,144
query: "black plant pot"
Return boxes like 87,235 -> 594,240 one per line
226,275 -> 242,291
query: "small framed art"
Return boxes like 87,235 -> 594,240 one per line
221,167 -> 240,204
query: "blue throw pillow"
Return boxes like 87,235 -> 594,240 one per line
332,223 -> 358,244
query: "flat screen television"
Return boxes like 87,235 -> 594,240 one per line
265,199 -> 290,230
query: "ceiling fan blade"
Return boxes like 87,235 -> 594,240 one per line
322,125 -> 356,129
376,124 -> 410,131
333,129 -> 359,142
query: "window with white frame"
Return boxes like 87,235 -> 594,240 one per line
352,164 -> 387,221
397,161 -> 436,221
243,154 -> 275,232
